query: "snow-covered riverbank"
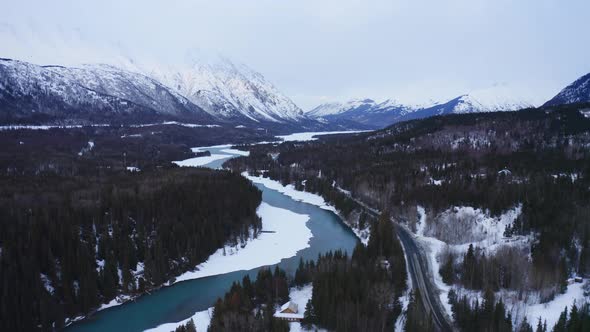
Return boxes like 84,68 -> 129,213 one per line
173,202 -> 311,283
172,154 -> 231,167
243,173 -> 337,212
145,285 -> 319,332
243,172 -> 369,245
277,130 -> 369,142
144,307 -> 214,332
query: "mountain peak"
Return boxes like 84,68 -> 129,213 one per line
544,72 -> 590,106
130,55 -> 305,124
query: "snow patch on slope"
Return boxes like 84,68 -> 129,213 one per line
411,205 -> 525,320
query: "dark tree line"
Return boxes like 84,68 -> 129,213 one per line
173,319 -> 197,332
551,303 -> 590,332
448,288 -> 513,332
0,168 -> 262,331
292,213 -> 407,332
207,267 -> 290,332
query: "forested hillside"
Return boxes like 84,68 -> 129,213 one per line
226,102 -> 590,330
295,213 -> 407,332
0,125 -> 266,331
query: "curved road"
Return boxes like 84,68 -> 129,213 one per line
348,196 -> 454,331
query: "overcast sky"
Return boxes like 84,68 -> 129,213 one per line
1,0 -> 589,109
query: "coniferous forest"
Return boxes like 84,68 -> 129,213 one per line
226,102 -> 590,331
0,126 -> 264,331
207,267 -> 290,332
294,213 -> 407,332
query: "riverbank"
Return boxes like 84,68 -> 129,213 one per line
172,202 -> 311,283
242,172 -> 370,245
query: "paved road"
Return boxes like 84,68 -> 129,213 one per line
395,224 -> 454,332
348,196 -> 454,331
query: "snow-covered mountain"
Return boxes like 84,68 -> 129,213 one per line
308,99 -> 377,118
0,58 -> 215,124
0,23 -> 315,129
308,84 -> 538,129
544,73 -> 590,106
136,56 -> 306,124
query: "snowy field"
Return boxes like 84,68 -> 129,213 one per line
277,130 -> 369,142
412,205 -> 527,320
173,202 -> 312,283
0,122 -> 220,131
172,154 -> 232,167
522,281 -> 587,328
412,204 -> 588,328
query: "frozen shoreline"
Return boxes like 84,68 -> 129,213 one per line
173,202 -> 312,283
172,154 -> 232,167
144,307 -> 214,332
243,173 -> 337,213
243,172 -> 369,245
277,130 -> 370,142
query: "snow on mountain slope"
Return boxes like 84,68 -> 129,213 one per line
0,23 -> 309,126
308,84 -> 538,129
308,99 -> 377,117
307,98 -> 420,128
0,58 -> 214,124
451,84 -> 537,114
48,63 -> 208,117
544,72 -> 590,106
126,55 -> 306,124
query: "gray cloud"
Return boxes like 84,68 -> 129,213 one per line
1,0 -> 588,109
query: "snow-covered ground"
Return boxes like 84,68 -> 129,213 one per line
277,130 -> 370,142
144,307 -> 214,332
274,285 -> 312,321
220,148 -> 250,156
172,202 -> 311,283
0,124 -> 110,131
394,266 -> 413,331
0,122 -> 219,131
172,154 -> 232,167
129,121 -> 220,128
521,281 -> 587,328
97,294 -> 134,311
412,205 -> 526,320
410,204 -> 590,329
280,285 -> 329,332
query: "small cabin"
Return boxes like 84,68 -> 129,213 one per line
274,301 -> 303,322
281,301 -> 298,314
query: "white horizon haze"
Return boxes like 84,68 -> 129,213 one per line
0,0 -> 588,110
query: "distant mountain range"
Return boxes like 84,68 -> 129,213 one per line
0,56 -> 350,132
307,84 -> 541,129
1,49 -> 588,132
